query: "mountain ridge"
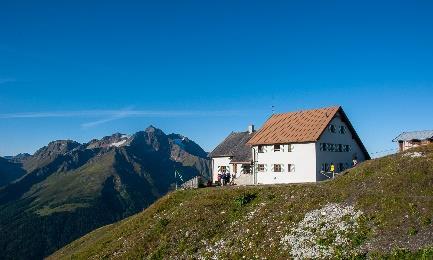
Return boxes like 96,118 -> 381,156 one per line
0,126 -> 210,260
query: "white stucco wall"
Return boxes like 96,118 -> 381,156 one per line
315,115 -> 367,181
400,140 -> 425,151
252,143 -> 317,184
211,157 -> 231,182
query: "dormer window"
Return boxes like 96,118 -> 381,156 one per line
258,145 -> 265,153
329,124 -> 336,133
274,144 -> 281,152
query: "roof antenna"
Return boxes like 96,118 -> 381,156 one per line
272,105 -> 275,115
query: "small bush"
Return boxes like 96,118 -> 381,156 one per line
408,227 -> 418,236
156,218 -> 170,231
234,193 -> 257,207
421,217 -> 431,226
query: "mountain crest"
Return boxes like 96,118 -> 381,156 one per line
86,133 -> 130,149
34,140 -> 81,157
0,125 -> 210,259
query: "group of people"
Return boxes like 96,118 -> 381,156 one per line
217,171 -> 234,186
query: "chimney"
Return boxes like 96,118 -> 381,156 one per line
248,124 -> 255,134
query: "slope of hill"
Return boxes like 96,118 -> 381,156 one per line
0,157 -> 26,187
0,126 -> 210,260
51,144 -> 433,259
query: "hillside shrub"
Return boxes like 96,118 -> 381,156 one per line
234,192 -> 257,207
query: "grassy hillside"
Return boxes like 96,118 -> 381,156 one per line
50,145 -> 433,259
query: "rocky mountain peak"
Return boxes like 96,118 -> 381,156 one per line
86,133 -> 130,149
34,140 -> 82,157
128,126 -> 168,152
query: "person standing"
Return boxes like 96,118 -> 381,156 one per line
352,157 -> 358,167
231,173 -> 236,185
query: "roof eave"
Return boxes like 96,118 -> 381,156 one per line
230,161 -> 252,164
247,140 -> 317,146
209,155 -> 232,158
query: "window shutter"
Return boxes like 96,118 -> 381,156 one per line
217,166 -> 221,172
264,164 -> 268,172
281,145 -> 285,152
292,164 -> 295,172
281,164 -> 285,172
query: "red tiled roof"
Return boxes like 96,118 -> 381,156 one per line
247,106 -> 341,145
247,105 -> 370,159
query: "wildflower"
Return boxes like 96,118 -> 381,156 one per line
281,203 -> 363,259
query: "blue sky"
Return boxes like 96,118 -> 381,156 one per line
1,0 -> 433,157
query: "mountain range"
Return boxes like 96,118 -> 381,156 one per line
0,126 -> 210,260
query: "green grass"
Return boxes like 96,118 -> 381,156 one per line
49,145 -> 433,259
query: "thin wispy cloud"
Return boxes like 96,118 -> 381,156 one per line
0,109 -> 247,128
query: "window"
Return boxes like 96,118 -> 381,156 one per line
326,143 -> 335,152
321,143 -> 351,153
258,145 -> 265,153
288,164 -> 295,172
329,124 -> 336,133
274,144 -> 281,152
258,164 -> 265,172
287,144 -> 294,152
320,143 -> 326,151
273,164 -> 282,172
343,145 -> 348,152
339,126 -> 347,134
219,166 -> 227,173
242,165 -> 251,174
